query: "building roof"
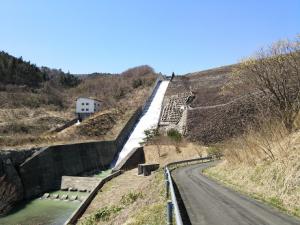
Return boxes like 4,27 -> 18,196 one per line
76,97 -> 103,102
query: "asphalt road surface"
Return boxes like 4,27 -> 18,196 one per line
172,162 -> 300,225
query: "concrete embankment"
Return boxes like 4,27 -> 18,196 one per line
19,107 -> 142,200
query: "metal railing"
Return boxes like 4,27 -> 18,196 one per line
164,156 -> 214,225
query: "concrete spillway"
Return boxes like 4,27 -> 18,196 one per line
113,80 -> 169,168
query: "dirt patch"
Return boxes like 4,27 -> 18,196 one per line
144,142 -> 207,166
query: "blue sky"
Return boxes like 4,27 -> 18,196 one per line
0,0 -> 299,75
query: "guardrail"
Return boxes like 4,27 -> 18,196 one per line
164,156 -> 214,225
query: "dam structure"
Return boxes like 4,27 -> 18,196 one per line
113,80 -> 170,169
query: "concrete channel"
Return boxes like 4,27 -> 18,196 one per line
0,169 -> 112,225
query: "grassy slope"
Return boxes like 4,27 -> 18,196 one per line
205,131 -> 300,217
78,169 -> 166,225
164,64 -> 258,144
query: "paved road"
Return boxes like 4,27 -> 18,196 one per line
172,162 -> 300,225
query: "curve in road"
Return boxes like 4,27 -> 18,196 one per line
172,162 -> 300,225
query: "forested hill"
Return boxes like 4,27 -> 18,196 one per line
0,51 -> 80,88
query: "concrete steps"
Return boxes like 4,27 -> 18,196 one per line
41,192 -> 87,202
160,92 -> 191,125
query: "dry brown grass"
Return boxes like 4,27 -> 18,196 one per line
144,142 -> 207,166
0,70 -> 156,149
78,168 -> 166,225
205,119 -> 300,217
223,120 -> 292,165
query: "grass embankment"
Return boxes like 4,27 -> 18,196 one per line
205,129 -> 300,217
78,169 -> 166,225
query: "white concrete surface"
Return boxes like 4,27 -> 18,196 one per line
113,80 -> 169,168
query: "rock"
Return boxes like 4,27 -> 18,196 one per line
50,194 -> 59,199
60,187 -> 68,191
68,187 -> 77,192
69,195 -> 78,201
0,148 -> 39,215
42,193 -> 50,199
79,189 -> 87,192
0,158 -> 24,215
60,195 -> 68,200
78,196 -> 86,202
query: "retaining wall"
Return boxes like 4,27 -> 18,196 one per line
19,107 -> 142,199
112,147 -> 145,172
19,141 -> 115,199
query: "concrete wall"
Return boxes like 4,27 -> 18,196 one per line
19,107 -> 143,200
19,141 -> 115,199
113,147 -> 145,172
115,107 -> 142,152
61,176 -> 100,191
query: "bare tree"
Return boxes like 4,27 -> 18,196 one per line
235,36 -> 300,132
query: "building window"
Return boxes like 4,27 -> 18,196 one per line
98,104 -> 100,106
81,103 -> 84,106
86,108 -> 89,111
81,108 -> 84,111
86,103 -> 89,105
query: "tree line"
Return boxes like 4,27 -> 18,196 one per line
0,51 -> 80,88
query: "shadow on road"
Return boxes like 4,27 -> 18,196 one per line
172,178 -> 192,225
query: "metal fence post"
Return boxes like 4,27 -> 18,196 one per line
166,179 -> 170,198
164,169 -> 168,180
167,200 -> 173,225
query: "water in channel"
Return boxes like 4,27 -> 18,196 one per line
0,169 -> 111,225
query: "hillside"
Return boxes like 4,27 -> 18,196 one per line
0,52 -> 157,149
163,64 -> 258,144
191,37 -> 300,218
0,51 -> 47,87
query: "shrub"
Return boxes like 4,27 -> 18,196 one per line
167,129 -> 182,142
143,128 -> 160,144
121,191 -> 143,205
94,205 -> 123,221
207,146 -> 222,159
132,79 -> 143,89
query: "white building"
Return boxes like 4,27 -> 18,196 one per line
76,97 -> 103,120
